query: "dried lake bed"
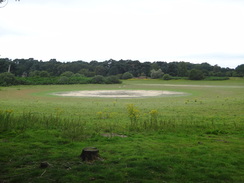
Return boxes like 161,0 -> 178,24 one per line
53,90 -> 188,98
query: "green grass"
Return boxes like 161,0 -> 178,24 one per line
0,78 -> 244,182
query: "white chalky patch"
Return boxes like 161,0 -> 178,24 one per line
53,90 -> 186,98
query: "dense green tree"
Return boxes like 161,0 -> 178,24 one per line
95,66 -> 107,76
79,69 -> 95,77
39,71 -> 50,77
126,60 -> 141,77
156,61 -> 168,73
29,70 -> 40,77
235,64 -> 244,77
0,58 -> 11,73
108,66 -> 119,76
0,57 -> 238,79
141,62 -> 151,77
189,69 -> 205,80
178,62 -> 188,77
167,62 -> 178,76
151,63 -> 160,70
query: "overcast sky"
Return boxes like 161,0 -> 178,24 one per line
0,0 -> 244,68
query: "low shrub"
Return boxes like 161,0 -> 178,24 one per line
0,72 -> 19,86
204,77 -> 229,81
105,76 -> 122,84
122,72 -> 133,79
162,74 -> 172,80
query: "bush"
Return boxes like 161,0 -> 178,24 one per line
39,71 -> 50,77
61,71 -> 74,77
105,76 -> 122,84
0,72 -> 19,86
122,72 -> 133,79
29,70 -> 40,77
204,77 -> 229,81
58,76 -> 69,84
91,75 -> 105,84
29,70 -> 50,77
162,74 -> 172,80
73,73 -> 82,77
68,76 -> 91,84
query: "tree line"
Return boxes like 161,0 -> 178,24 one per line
0,58 -> 243,86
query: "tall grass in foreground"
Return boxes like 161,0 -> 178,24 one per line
1,108 -> 243,142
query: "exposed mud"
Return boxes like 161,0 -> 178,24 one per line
53,90 -> 187,98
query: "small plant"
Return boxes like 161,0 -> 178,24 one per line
126,104 -> 140,130
149,110 -> 158,129
0,109 -> 14,131
97,111 -> 103,119
96,111 -> 111,119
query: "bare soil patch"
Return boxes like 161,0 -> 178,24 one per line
53,90 -> 186,98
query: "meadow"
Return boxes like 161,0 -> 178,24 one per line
0,78 -> 244,182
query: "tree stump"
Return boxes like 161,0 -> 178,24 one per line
80,147 -> 100,162
40,161 -> 49,168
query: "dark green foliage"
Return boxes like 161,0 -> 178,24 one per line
29,70 -> 40,77
177,62 -> 188,77
162,74 -> 172,80
0,58 -> 241,80
29,70 -> 50,77
0,58 -> 11,73
91,75 -> 121,84
91,75 -> 105,84
61,71 -> 74,77
205,77 -> 229,81
189,69 -> 205,80
105,76 -> 122,84
0,72 -> 19,86
95,66 -> 107,76
79,69 -> 95,77
122,72 -> 133,79
167,62 -> 178,76
17,76 -> 91,85
235,64 -> 244,77
68,76 -> 91,84
39,71 -> 50,77
58,76 -> 69,84
18,77 -> 58,85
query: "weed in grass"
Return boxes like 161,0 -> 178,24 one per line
149,109 -> 158,130
97,111 -> 103,119
96,111 -> 111,119
0,109 -> 14,131
126,104 -> 140,131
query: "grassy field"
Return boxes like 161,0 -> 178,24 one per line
0,78 -> 244,182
